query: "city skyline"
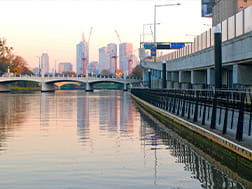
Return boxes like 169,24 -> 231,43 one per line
0,0 -> 212,70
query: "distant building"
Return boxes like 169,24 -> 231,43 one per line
76,40 -> 88,76
119,43 -> 134,75
88,61 -> 99,75
107,43 -> 117,74
58,62 -> 73,73
99,46 -> 109,72
212,0 -> 252,26
40,53 -> 49,75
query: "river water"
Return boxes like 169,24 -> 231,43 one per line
0,90 -> 250,189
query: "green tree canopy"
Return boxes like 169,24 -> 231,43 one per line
129,65 -> 142,78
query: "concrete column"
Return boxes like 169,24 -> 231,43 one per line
191,70 -> 206,89
171,72 -> 179,89
179,71 -> 191,89
85,82 -> 93,92
0,83 -> 10,92
207,68 -> 215,88
41,82 -> 55,92
123,82 -> 127,91
233,64 -> 252,87
167,72 -> 172,88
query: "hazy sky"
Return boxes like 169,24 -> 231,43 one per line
0,0 -> 212,70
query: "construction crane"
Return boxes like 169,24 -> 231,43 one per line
115,30 -> 122,43
82,27 -> 93,76
149,25 -> 154,41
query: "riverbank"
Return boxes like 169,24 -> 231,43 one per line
10,87 -> 41,91
130,93 -> 252,179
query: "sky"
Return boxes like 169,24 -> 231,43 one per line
0,0 -> 212,71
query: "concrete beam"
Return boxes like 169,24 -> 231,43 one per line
233,64 -> 252,85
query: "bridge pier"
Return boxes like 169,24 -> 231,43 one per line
0,83 -> 10,92
85,82 -> 93,92
41,82 -> 55,92
123,82 -> 127,91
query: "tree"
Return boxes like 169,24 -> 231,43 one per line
0,38 -> 33,75
11,56 -> 32,75
129,65 -> 142,78
0,38 -> 13,75
100,69 -> 111,76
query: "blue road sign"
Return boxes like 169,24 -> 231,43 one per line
151,47 -> 156,56
144,43 -> 155,49
171,43 -> 185,49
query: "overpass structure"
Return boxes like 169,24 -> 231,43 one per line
141,6 -> 252,90
0,76 -> 141,92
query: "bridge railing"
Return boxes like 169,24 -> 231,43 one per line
0,74 -> 142,81
157,6 -> 252,62
131,88 -> 252,144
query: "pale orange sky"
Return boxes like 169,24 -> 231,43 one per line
0,0 -> 211,71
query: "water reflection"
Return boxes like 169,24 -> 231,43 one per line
139,108 -> 252,189
0,90 -> 251,188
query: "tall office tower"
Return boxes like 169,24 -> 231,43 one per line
99,47 -> 109,72
119,43 -> 133,74
107,43 -> 117,74
76,40 -> 88,76
58,62 -> 73,73
40,53 -> 49,75
212,0 -> 252,26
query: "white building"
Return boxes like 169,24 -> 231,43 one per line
40,53 -> 49,75
99,46 -> 109,72
76,41 -> 88,76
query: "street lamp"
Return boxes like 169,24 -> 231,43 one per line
148,69 -> 151,88
36,56 -> 41,76
154,3 -> 180,63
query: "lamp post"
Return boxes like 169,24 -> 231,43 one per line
36,56 -> 41,77
154,3 -> 180,63
148,69 -> 151,88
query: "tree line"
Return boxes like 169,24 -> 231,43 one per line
0,38 -> 33,76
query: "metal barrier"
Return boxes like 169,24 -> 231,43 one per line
131,88 -> 252,143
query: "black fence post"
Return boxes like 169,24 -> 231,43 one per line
210,90 -> 217,129
236,93 -> 245,141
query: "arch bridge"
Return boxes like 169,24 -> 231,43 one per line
0,76 -> 142,92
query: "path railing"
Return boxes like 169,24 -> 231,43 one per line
131,88 -> 252,144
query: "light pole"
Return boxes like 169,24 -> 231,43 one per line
54,59 -> 57,77
36,56 -> 40,77
154,3 -> 180,63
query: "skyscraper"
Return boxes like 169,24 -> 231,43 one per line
119,43 -> 133,75
40,53 -> 49,76
76,40 -> 88,76
107,43 -> 117,74
99,46 -> 109,72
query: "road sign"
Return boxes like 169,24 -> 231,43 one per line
171,43 -> 185,49
151,47 -> 156,56
144,43 -> 155,49
157,42 -> 171,49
